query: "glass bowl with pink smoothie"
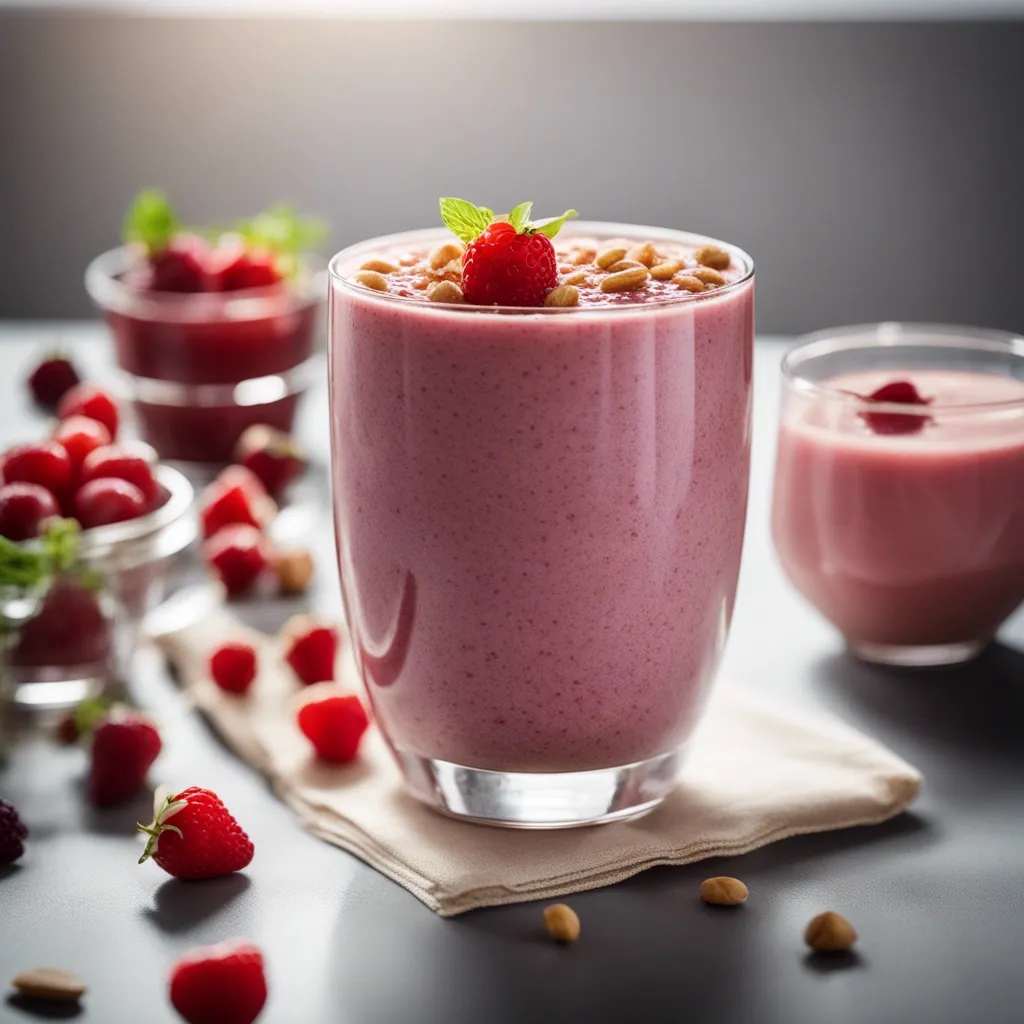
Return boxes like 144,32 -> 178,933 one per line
329,217 -> 755,828
1,465 -> 195,711
86,248 -> 323,465
772,323 -> 1024,667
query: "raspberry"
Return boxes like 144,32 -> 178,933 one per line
53,416 -> 112,474
2,441 -> 73,497
80,445 -> 160,509
73,477 -> 148,528
297,693 -> 369,764
88,708 -> 162,807
27,353 -> 80,408
0,482 -> 60,541
282,616 -> 338,685
209,642 -> 258,695
57,383 -> 120,441
462,221 -> 559,307
858,380 -> 933,436
168,939 -> 267,1024
0,798 -> 28,865
203,524 -> 269,596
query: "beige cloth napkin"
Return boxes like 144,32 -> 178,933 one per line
152,610 -> 922,917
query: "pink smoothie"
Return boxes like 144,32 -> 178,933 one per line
330,229 -> 754,773
773,369 -> 1024,648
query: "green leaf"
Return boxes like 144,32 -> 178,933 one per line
531,209 -> 578,240
230,204 -> 327,275
507,202 -> 534,233
0,518 -> 80,593
122,189 -> 178,254
74,695 -> 113,738
439,198 -> 494,244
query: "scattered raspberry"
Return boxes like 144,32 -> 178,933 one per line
168,939 -> 267,1024
859,380 -> 933,435
204,525 -> 269,597
208,244 -> 282,292
52,416 -> 112,475
2,441 -> 72,497
80,445 -> 161,509
0,482 -> 60,541
297,693 -> 369,763
139,787 -> 254,880
282,616 -> 338,685
0,798 -> 28,865
74,477 -> 148,528
209,643 -> 258,695
234,425 -> 307,497
200,483 -> 264,540
57,383 -> 120,441
27,353 -> 81,408
88,708 -> 162,807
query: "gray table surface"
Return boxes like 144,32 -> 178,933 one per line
1,324 -> 1023,1024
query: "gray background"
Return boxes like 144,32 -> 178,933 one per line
2,12 -> 1024,334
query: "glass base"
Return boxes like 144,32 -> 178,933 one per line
848,638 -> 986,667
392,747 -> 683,829
8,672 -> 107,713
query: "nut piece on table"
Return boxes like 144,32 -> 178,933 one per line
699,876 -> 749,906
543,903 -> 581,943
274,548 -> 315,595
10,967 -> 87,1003
804,911 -> 858,953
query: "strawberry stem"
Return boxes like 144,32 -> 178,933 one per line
136,794 -> 188,864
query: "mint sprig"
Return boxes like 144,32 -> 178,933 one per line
122,189 -> 179,255
0,518 -> 81,593
440,198 -> 578,244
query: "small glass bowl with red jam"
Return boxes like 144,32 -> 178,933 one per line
85,191 -> 326,465
0,465 -> 195,712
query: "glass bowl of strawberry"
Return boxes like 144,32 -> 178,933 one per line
0,440 -> 195,712
85,189 -> 326,465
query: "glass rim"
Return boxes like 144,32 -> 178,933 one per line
782,321 -> 1024,414
85,246 -> 326,323
327,221 -> 755,316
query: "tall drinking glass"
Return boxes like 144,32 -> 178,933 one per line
329,223 -> 754,827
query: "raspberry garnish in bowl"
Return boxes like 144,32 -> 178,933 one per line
440,198 -> 577,307
858,379 -> 934,435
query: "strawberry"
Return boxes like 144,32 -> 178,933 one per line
209,642 -> 258,695
208,243 -> 282,292
2,441 -> 73,497
150,234 -> 211,293
138,787 -> 254,880
233,425 -> 306,497
0,798 -> 28,864
439,198 -> 577,307
297,693 -> 369,763
80,445 -> 160,509
74,477 -> 148,528
168,939 -> 267,1024
53,416 -> 112,476
858,380 -> 933,436
57,383 -> 120,441
203,525 -> 269,596
282,615 -> 338,685
0,482 -> 60,541
28,353 -> 81,408
88,708 -> 162,807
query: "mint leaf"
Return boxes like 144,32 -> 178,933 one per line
0,518 -> 80,593
439,198 -> 494,244
122,189 -> 178,254
508,202 -> 533,233
229,204 -> 326,277
531,209 -> 578,240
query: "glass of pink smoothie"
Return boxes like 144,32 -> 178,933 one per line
86,247 -> 324,465
772,323 -> 1024,667
328,222 -> 755,827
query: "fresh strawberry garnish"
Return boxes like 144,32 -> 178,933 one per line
53,416 -> 112,476
209,642 -> 258,695
0,798 -> 28,865
858,379 -> 933,435
282,615 -> 338,685
150,234 -> 211,293
233,425 -> 306,497
208,242 -> 282,292
27,353 -> 81,408
440,198 -> 577,307
138,787 -> 254,880
0,483 -> 60,541
74,477 -> 148,528
57,383 -> 120,441
2,441 -> 73,497
88,708 -> 162,807
204,525 -> 269,596
168,939 -> 267,1024
80,445 -> 160,509
297,693 -> 369,763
